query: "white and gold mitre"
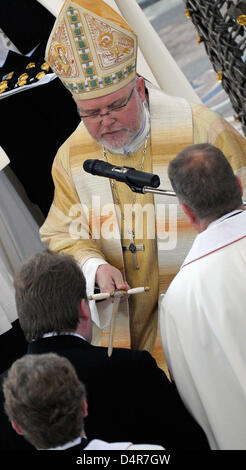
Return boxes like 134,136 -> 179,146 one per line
45,0 -> 137,99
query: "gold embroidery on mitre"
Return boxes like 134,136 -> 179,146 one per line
47,18 -> 79,78
45,0 -> 137,98
85,15 -> 134,69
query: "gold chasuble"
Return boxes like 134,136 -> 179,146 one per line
105,141 -> 159,350
40,84 -> 246,351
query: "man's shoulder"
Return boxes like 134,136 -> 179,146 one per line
92,344 -> 155,368
146,82 -> 229,130
163,230 -> 246,314
28,335 -> 155,368
146,82 -> 194,140
147,81 -> 191,108
105,345 -> 153,360
189,101 -> 242,139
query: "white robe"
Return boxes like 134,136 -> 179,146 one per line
0,169 -> 44,334
160,210 -> 246,450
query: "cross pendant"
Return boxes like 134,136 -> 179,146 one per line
122,232 -> 144,270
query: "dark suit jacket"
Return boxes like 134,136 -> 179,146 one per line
0,335 -> 209,450
0,319 -> 27,374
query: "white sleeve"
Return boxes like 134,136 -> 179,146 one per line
82,258 -> 114,329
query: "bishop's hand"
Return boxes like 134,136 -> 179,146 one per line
95,264 -> 130,298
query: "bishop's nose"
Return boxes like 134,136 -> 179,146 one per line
99,111 -> 116,126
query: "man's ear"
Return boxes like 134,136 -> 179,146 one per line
235,175 -> 243,196
180,203 -> 196,225
11,421 -> 24,436
82,398 -> 88,418
180,203 -> 202,232
79,298 -> 90,320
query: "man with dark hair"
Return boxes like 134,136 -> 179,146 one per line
14,249 -> 89,342
160,143 -> 246,450
3,353 -> 163,450
0,249 -> 209,450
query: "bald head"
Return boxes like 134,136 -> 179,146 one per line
168,144 -> 243,222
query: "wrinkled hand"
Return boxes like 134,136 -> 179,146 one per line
95,264 -> 130,296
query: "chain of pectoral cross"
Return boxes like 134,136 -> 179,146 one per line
102,139 -> 148,269
111,183 -> 144,269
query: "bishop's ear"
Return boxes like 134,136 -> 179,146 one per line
136,76 -> 146,102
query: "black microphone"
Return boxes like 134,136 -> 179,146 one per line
83,159 -> 160,189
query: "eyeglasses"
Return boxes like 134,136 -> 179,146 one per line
79,86 -> 136,120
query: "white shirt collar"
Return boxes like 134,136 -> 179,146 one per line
47,436 -> 82,450
42,332 -> 86,341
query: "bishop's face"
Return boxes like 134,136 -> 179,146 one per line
74,77 -> 146,151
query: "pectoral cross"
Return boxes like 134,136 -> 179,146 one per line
122,230 -> 144,270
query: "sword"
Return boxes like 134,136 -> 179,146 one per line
88,287 -> 150,357
88,286 -> 150,301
